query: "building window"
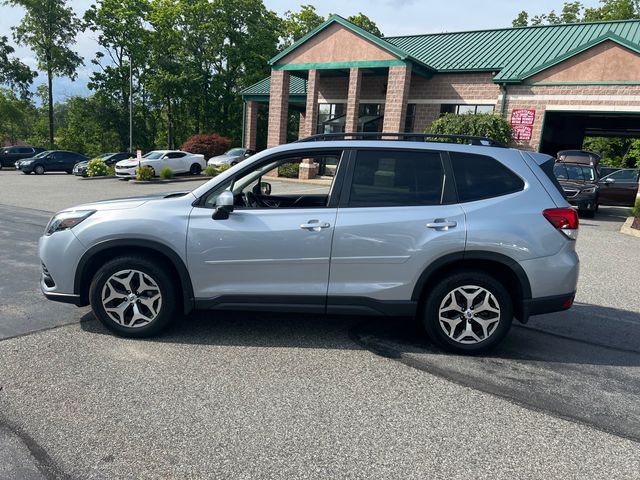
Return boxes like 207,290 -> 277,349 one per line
440,104 -> 495,115
404,104 -> 416,132
359,103 -> 384,132
317,103 -> 345,134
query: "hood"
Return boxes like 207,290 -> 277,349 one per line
116,159 -> 141,168
68,191 -> 195,212
209,154 -> 236,161
75,161 -> 89,168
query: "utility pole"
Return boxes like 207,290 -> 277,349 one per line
129,58 -> 133,153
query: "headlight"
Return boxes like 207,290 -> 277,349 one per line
581,186 -> 597,194
45,210 -> 95,236
22,160 -> 33,165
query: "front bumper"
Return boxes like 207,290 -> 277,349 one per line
39,230 -> 87,305
115,166 -> 137,178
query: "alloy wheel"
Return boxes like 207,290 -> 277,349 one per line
438,285 -> 501,344
101,269 -> 162,328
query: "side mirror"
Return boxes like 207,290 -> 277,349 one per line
604,178 -> 615,184
212,190 -> 234,220
260,182 -> 272,195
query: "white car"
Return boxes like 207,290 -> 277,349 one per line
115,150 -> 206,178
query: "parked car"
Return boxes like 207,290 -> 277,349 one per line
73,152 -> 135,177
17,150 -> 88,175
553,161 -> 599,217
115,150 -> 206,178
207,148 -> 255,167
39,134 -> 579,354
597,168 -> 640,207
0,145 -> 46,168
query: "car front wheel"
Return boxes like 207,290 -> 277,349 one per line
422,270 -> 513,354
89,256 -> 179,337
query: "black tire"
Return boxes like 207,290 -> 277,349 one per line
230,161 -> 237,166
422,270 -> 513,354
581,208 -> 595,219
189,163 -> 202,175
34,164 -> 45,175
89,256 -> 179,338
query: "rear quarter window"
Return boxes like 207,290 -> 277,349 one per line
450,152 -> 524,203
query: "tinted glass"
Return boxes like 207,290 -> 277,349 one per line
143,151 -> 164,159
605,169 -> 639,182
451,152 -> 524,202
349,150 -> 445,207
18,147 -> 33,154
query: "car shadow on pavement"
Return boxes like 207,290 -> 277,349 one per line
80,302 -> 640,367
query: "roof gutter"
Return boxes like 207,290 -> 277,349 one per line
500,83 -> 508,115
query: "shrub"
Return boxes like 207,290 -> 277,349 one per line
428,113 -> 513,146
204,163 -> 230,177
278,162 -> 300,178
86,159 -> 110,177
137,165 -> 155,181
160,167 -> 173,179
106,165 -> 116,177
181,133 -> 232,160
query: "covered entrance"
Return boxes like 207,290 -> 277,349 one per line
540,111 -> 640,155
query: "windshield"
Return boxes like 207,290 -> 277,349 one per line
143,151 -> 164,159
93,153 -> 114,160
554,164 -> 595,182
225,148 -> 245,156
33,150 -> 52,159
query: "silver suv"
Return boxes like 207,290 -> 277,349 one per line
39,135 -> 579,354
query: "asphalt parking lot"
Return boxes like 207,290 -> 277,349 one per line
0,170 -> 639,479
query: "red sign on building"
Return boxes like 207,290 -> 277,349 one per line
511,108 -> 536,126
511,108 -> 536,141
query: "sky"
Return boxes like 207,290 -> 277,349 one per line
0,0 -> 605,99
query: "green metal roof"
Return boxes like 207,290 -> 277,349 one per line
242,19 -> 640,98
242,75 -> 307,97
385,20 -> 640,82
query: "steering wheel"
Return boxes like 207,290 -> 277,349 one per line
243,191 -> 262,207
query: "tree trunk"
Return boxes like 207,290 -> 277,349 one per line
47,67 -> 54,149
167,97 -> 174,149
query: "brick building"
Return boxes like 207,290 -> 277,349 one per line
241,16 -> 640,154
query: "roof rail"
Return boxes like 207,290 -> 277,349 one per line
294,132 -> 506,147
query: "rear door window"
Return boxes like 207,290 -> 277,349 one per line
450,152 -> 524,202
348,150 -> 445,207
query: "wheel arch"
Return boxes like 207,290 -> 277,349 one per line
74,239 -> 194,314
412,251 -> 532,323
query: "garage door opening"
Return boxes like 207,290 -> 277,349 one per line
539,111 -> 640,159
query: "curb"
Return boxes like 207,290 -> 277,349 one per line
78,176 -> 115,180
620,216 -> 640,238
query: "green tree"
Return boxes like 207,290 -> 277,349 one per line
281,4 -> 324,47
346,13 -> 382,37
0,88 -> 38,144
0,36 -> 37,96
512,0 -> 640,26
6,0 -> 84,148
56,94 -> 121,156
84,0 -> 151,151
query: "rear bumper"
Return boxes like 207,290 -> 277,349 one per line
523,291 -> 576,317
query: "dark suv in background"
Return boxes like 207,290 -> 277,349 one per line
553,161 -> 599,217
0,146 -> 46,168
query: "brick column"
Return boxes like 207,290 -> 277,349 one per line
382,65 -> 412,134
298,111 -> 306,140
267,69 -> 290,148
300,69 -> 319,138
244,101 -> 258,150
345,68 -> 362,134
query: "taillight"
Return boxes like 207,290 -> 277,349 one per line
543,208 -> 579,240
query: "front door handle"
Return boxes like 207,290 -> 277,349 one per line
426,219 -> 457,230
300,220 -> 331,232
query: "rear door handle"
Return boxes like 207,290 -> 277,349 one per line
426,219 -> 457,230
300,220 -> 331,232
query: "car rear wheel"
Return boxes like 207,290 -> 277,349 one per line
422,270 -> 513,354
230,161 -> 237,166
89,256 -> 179,337
189,163 -> 202,175
34,164 -> 45,175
